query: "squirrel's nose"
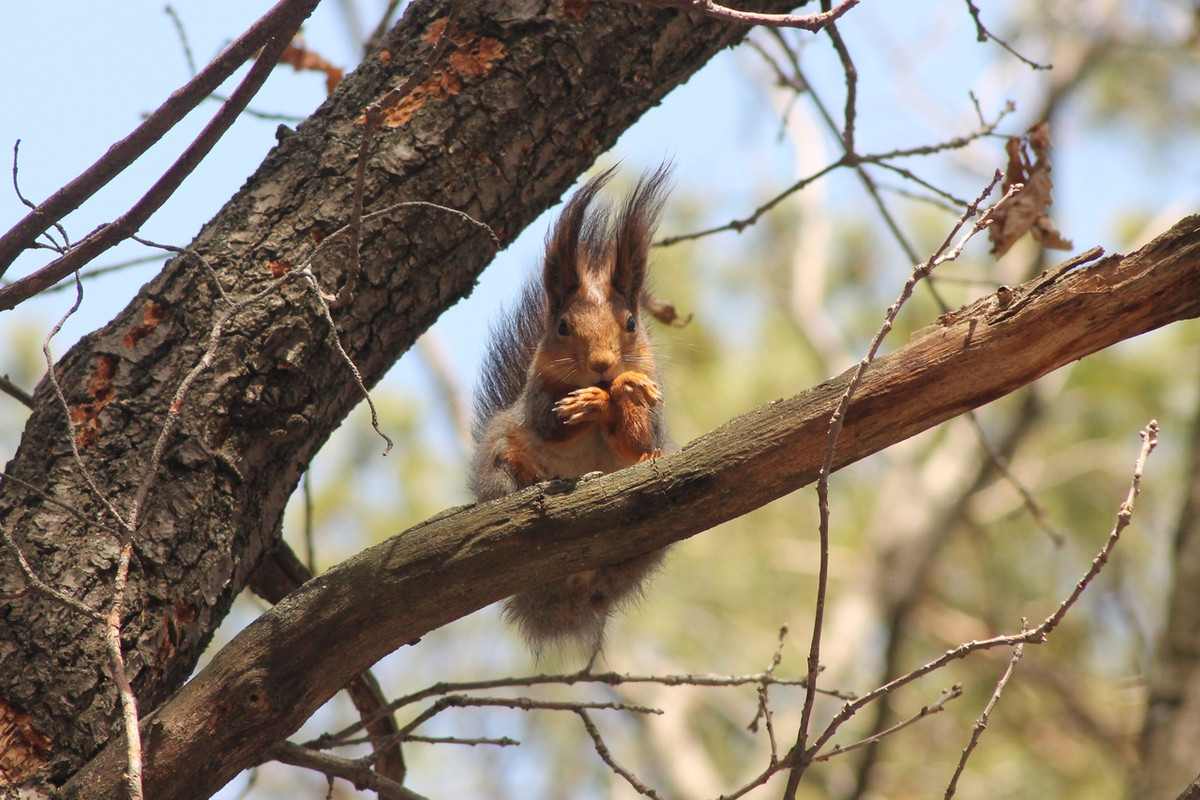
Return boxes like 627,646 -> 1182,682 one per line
589,354 -> 616,376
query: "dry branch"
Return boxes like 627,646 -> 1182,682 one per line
65,216 -> 1200,798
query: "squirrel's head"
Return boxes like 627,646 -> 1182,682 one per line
537,164 -> 672,387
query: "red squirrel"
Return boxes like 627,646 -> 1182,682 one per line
470,165 -> 675,655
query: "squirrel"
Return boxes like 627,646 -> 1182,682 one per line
469,164 -> 676,657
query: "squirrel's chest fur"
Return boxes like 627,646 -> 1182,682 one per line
521,417 -> 636,479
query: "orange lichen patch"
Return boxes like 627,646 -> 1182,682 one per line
563,0 -> 592,19
448,35 -> 506,79
122,299 -> 167,349
175,597 -> 197,626
424,17 -> 449,44
377,49 -> 392,67
376,24 -> 507,128
0,698 -> 50,784
266,259 -> 291,278
154,597 -> 198,672
70,353 -> 118,448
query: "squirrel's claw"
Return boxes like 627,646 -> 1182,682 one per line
554,386 -> 608,425
610,371 -> 663,407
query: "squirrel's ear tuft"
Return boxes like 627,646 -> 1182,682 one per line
544,167 -> 617,311
612,162 -> 673,301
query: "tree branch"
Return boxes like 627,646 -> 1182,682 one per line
64,215 -> 1200,798
0,0 -> 321,278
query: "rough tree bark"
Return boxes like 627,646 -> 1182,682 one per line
61,214 -> 1200,799
0,0 -> 807,792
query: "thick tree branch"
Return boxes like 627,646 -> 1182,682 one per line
65,216 -> 1200,798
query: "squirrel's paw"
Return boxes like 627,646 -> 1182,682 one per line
610,371 -> 663,408
554,386 -> 609,425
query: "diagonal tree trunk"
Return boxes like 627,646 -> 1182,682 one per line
0,0 -> 806,792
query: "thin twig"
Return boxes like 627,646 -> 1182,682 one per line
267,741 -> 430,800
815,684 -> 963,762
0,0 -> 320,277
784,176 -> 1009,800
0,374 -> 33,408
0,0 -> 318,310
105,580 -> 144,800
625,0 -> 859,30
41,275 -> 132,532
394,734 -> 519,747
0,524 -> 105,620
963,0 -> 1051,70
748,624 -> 789,765
945,640 -> 1025,798
794,421 -> 1158,768
324,667 -> 840,747
577,709 -> 663,799
301,268 -> 394,455
10,140 -> 70,253
0,470 -> 126,541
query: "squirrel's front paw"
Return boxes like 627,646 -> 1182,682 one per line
554,386 -> 609,425
610,372 -> 663,408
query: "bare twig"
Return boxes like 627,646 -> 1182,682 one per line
0,0 -> 319,310
37,275 -> 145,797
748,624 -> 789,765
0,470 -> 125,541
41,275 -> 132,532
625,0 -> 859,30
0,524 -> 105,620
398,734 -> 519,747
267,741 -> 429,800
324,667 -> 840,747
0,0 -> 320,278
784,176 -> 1009,800
301,267 -> 394,455
105,582 -> 144,800
784,420 -> 1158,782
577,708 -> 664,799
816,684 -> 963,762
10,140 -> 71,253
945,640 -> 1025,798
0,374 -> 33,409
656,110 -> 1012,247
963,0 -> 1051,70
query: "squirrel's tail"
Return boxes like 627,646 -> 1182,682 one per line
471,277 -> 545,444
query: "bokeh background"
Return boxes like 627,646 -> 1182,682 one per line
2,1 -> 1199,797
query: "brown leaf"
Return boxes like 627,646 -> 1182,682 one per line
989,122 -> 1073,257
277,42 -> 344,95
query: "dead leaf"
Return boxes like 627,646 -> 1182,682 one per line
277,42 -> 344,95
989,122 -> 1073,257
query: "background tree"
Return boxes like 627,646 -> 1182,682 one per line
1,1 -> 1198,799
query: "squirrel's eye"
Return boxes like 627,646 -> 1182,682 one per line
625,315 -> 637,333
558,318 -> 569,337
